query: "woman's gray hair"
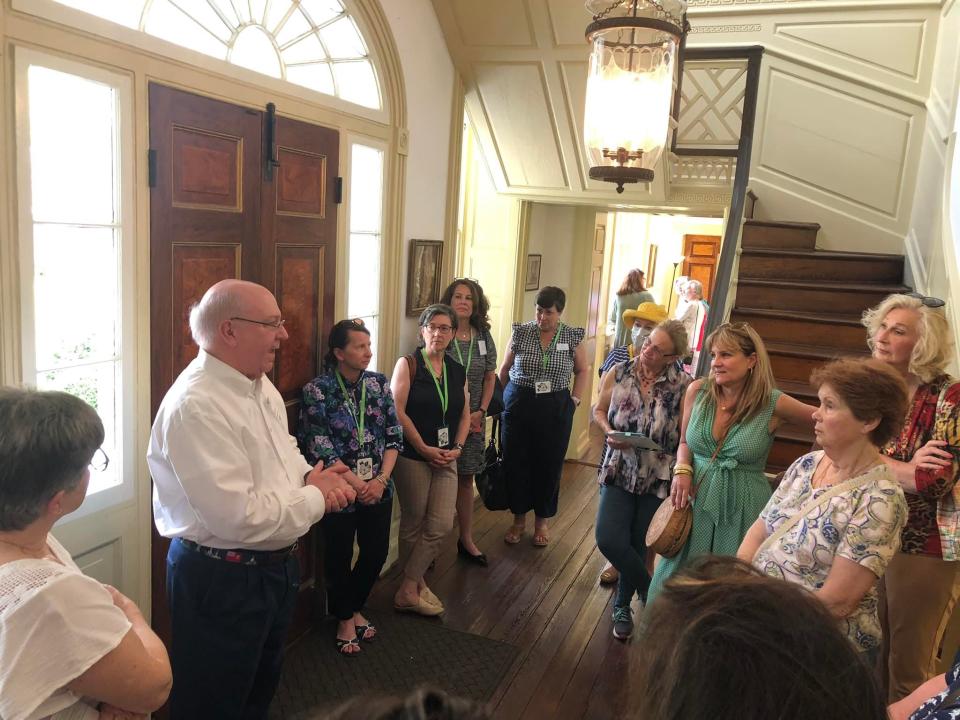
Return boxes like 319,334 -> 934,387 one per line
188,285 -> 245,350
685,280 -> 704,299
655,320 -> 689,358
416,304 -> 458,348
0,387 -> 104,531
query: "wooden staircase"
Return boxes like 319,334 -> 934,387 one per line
730,219 -> 910,473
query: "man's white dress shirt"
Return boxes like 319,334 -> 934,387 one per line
148,350 -> 325,551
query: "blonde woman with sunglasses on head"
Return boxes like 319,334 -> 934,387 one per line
862,293 -> 960,702
646,322 -> 816,604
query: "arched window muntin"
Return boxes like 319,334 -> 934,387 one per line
26,0 -> 385,114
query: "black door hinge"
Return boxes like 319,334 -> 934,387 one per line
335,176 -> 343,204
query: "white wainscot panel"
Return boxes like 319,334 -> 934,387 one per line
775,20 -> 925,80
72,539 -> 122,587
759,69 -> 912,217
476,62 -> 568,190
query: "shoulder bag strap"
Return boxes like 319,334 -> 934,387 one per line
756,473 -> 874,557
405,354 -> 416,386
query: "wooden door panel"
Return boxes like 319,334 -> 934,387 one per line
275,245 -> 324,400
276,147 -> 328,216
171,244 -> 240,376
682,234 -> 721,302
170,127 -> 242,210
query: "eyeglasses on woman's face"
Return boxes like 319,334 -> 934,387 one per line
641,336 -> 677,359
89,447 -> 109,473
423,323 -> 453,335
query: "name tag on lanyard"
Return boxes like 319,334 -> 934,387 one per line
437,427 -> 450,448
537,323 -> 562,395
535,380 -> 552,394
478,340 -> 487,355
356,457 -> 373,480
422,349 -> 450,448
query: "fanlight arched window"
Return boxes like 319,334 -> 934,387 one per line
50,0 -> 381,109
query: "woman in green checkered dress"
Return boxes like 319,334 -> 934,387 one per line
647,323 -> 816,603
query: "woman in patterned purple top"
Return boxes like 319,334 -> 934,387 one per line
298,319 -> 403,656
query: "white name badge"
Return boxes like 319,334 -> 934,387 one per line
478,340 -> 487,355
437,427 -> 450,448
356,457 -> 373,481
557,343 -> 569,351
535,380 -> 552,394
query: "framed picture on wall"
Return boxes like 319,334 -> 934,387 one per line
646,244 -> 658,286
406,239 -> 444,316
525,253 -> 542,291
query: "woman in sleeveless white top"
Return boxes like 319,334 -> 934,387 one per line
0,388 -> 171,719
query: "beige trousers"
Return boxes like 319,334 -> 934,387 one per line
393,455 -> 458,581
882,551 -> 960,702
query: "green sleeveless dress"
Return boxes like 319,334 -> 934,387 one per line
647,387 -> 781,603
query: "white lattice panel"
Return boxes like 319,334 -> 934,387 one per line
676,60 -> 748,151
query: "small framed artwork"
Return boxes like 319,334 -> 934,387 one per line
406,239 -> 444,317
524,253 -> 542,292
646,244 -> 658,286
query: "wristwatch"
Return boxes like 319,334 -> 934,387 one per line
453,442 -> 465,451
572,396 -> 582,407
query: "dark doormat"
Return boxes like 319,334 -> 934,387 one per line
268,613 -> 518,719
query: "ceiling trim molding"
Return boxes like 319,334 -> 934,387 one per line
689,0 -> 942,17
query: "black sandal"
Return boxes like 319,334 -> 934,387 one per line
335,636 -> 361,655
355,623 -> 377,642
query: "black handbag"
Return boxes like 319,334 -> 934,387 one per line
486,376 -> 505,417
475,417 -> 509,511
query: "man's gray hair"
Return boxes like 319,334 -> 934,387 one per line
0,387 -> 104,530
188,284 -> 246,350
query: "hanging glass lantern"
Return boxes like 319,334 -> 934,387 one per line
584,0 -> 688,193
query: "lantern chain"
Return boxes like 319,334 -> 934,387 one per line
591,0 -> 685,28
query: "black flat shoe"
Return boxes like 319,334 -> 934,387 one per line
457,540 -> 488,567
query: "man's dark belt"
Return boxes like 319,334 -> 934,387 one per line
176,537 -> 298,566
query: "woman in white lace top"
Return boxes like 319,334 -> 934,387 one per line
0,388 -> 171,720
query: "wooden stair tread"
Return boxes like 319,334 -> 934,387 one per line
740,247 -> 904,261
737,278 -> 909,292
733,307 -> 863,326
744,219 -> 821,231
777,379 -> 817,399
765,340 -> 870,358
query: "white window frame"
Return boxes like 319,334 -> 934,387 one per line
345,134 -> 387,370
14,46 -> 138,519
14,0 -> 389,124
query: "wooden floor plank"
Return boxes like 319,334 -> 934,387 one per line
364,429 -> 635,720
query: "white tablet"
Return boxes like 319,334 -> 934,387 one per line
606,431 -> 661,451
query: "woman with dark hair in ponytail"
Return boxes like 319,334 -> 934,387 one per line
297,319 -> 403,656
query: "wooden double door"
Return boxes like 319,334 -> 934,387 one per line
148,83 -> 338,644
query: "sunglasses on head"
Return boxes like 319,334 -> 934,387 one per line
906,292 -> 945,309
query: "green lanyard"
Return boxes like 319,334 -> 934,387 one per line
420,349 -> 449,421
453,332 -> 475,374
335,371 -> 366,443
541,322 -> 565,373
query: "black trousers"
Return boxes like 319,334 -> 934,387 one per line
321,498 -> 392,621
166,538 -> 298,720
501,383 -> 576,518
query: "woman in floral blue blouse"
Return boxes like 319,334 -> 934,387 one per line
298,320 -> 403,656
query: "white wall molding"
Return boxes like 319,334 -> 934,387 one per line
689,0 -> 942,17
904,227 -> 928,290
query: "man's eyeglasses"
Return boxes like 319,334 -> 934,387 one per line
641,337 -> 678,359
90,447 -> 109,473
424,324 -> 453,335
905,292 -> 946,309
231,316 -> 286,329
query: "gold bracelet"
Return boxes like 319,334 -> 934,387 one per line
673,468 -> 692,477
674,463 -> 694,474
375,474 -> 389,487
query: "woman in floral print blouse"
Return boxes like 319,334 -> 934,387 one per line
863,293 -> 960,701
298,319 -> 403,656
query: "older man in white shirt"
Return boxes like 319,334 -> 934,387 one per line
148,279 -> 355,719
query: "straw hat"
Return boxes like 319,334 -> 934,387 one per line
622,302 -> 668,325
